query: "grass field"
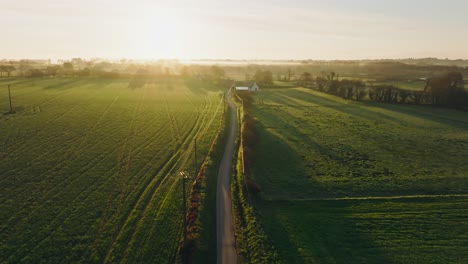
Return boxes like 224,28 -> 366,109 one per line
248,87 -> 468,263
0,77 -> 223,263
258,197 -> 468,264
368,80 -> 426,91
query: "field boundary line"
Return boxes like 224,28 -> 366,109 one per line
266,194 -> 468,202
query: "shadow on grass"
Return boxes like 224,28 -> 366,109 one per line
275,88 -> 468,130
128,76 -> 147,89
184,79 -> 208,95
184,78 -> 226,95
249,119 -> 389,263
249,125 -> 391,262
255,199 -> 395,264
271,89 -> 414,126
42,78 -> 85,90
249,88 -> 467,263
359,101 -> 468,129
251,104 -> 392,198
2,110 -> 17,116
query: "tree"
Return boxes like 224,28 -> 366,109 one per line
0,65 -> 16,77
354,80 -> 366,101
424,71 -> 464,107
45,66 -> 60,77
18,63 -> 31,77
253,70 -> 273,85
315,76 -> 327,91
287,68 -> 294,81
79,68 -> 91,77
210,65 -> 225,81
30,69 -> 45,77
300,72 -> 312,86
180,66 -> 191,78
63,62 -> 74,76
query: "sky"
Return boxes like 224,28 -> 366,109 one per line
2,0 -> 468,60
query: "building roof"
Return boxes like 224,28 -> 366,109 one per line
235,87 -> 249,91
233,81 -> 257,88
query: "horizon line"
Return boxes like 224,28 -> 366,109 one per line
2,57 -> 468,62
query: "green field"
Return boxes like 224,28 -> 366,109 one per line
368,80 -> 426,91
258,197 -> 468,264
0,77 -> 223,263
248,88 -> 468,263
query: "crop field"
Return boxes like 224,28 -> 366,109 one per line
248,88 -> 468,263
0,77 -> 223,263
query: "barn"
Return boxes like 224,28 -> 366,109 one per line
232,81 -> 260,92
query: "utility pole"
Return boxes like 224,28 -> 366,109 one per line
8,84 -> 14,114
179,171 -> 189,247
194,139 -> 198,175
224,91 -> 227,114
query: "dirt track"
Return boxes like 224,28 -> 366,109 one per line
216,96 -> 238,264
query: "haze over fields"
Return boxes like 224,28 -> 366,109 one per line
2,1 -> 468,264
2,0 -> 468,60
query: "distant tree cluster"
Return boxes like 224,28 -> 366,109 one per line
314,72 -> 367,101
253,70 -> 273,85
0,65 -> 16,77
368,85 -> 424,104
0,58 -> 188,79
314,71 -> 467,109
299,72 -> 312,86
424,71 -> 466,107
209,65 -> 225,81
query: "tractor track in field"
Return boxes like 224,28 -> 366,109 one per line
14,87 -> 149,252
1,91 -> 158,234
126,92 -> 224,258
104,91 -> 223,262
1,88 -> 162,221
23,87 -> 149,255
0,78 -> 82,105
103,91 -> 211,262
0,89 -> 123,199
0,81 -> 102,162
105,95 -> 204,256
124,95 -> 223,261
23,111 -> 175,254
2,83 -> 224,262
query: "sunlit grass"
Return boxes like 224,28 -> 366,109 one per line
0,77 -> 223,263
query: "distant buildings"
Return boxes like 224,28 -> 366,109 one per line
232,81 -> 260,92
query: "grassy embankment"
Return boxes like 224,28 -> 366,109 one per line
230,92 -> 279,263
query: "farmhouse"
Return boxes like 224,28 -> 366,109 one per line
232,81 -> 260,92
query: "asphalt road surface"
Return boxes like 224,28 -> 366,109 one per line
216,96 -> 238,264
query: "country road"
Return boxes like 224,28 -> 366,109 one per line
216,94 -> 238,264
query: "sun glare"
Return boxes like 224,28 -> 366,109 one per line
127,9 -> 186,59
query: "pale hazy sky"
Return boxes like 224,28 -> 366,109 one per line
2,0 -> 468,60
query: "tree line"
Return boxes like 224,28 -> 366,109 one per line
307,71 -> 467,109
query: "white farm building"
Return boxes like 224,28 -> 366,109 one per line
232,81 -> 260,92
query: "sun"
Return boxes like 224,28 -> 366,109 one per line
126,9 -> 186,59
